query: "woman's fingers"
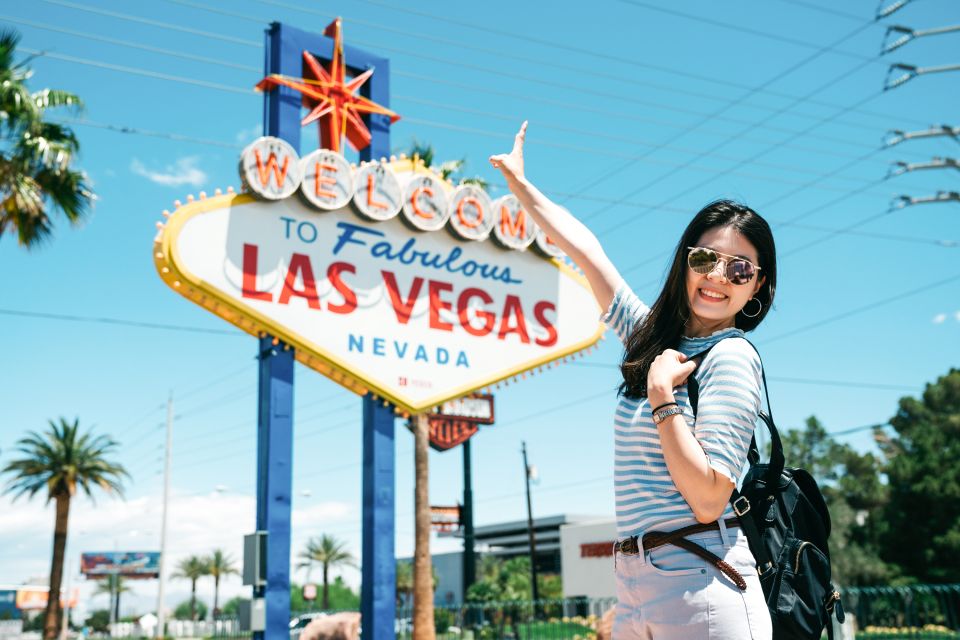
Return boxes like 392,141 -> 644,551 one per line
512,120 -> 528,154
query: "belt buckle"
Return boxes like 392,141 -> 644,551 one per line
618,536 -> 640,555
732,496 -> 751,517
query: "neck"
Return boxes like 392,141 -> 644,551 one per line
684,316 -> 735,338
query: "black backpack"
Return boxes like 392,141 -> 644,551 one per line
689,338 -> 846,640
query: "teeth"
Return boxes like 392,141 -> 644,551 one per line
700,289 -> 726,299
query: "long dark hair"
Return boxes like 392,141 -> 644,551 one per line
619,199 -> 777,399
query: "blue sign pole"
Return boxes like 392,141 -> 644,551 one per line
361,396 -> 396,639
254,337 -> 294,640
260,21 -> 395,640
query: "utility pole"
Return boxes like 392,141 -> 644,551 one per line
462,439 -> 475,600
521,442 -> 540,605
155,393 -> 173,639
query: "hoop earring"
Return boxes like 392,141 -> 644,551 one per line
741,297 -> 762,318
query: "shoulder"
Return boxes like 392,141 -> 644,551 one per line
700,337 -> 761,376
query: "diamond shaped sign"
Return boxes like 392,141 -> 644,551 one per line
154,153 -> 603,415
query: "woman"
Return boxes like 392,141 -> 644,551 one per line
490,122 -> 776,639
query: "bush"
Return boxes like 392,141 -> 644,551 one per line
85,610 -> 110,633
434,608 -> 454,634
173,599 -> 208,621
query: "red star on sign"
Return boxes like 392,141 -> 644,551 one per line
254,18 -> 400,153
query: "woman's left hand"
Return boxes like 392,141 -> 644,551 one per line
647,349 -> 698,404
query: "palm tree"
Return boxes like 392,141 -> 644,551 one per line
297,534 -> 356,611
405,140 -> 488,190
0,30 -> 94,248
173,556 -> 210,621
412,414 -> 435,640
1,418 -> 127,640
92,575 -> 130,624
206,549 -> 238,616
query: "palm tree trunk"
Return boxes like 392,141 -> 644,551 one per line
412,414 -> 435,640
321,564 -> 329,611
43,494 -> 70,640
190,579 -> 197,621
114,582 -> 121,623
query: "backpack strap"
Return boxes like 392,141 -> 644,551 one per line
686,337 -> 779,577
687,338 -> 783,474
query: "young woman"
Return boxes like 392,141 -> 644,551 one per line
490,122 -> 776,639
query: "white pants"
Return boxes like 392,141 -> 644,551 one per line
613,522 -> 772,639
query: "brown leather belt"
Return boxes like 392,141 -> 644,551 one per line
615,518 -> 747,591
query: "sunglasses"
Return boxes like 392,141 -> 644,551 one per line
687,246 -> 761,285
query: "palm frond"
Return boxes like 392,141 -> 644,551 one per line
1,417 -> 127,501
32,88 -> 83,112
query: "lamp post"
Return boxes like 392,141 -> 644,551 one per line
521,442 -> 539,606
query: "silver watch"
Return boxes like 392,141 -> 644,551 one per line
652,405 -> 684,425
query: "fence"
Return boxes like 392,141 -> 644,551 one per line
198,585 -> 960,639
843,584 -> 960,639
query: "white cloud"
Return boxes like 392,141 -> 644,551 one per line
933,313 -> 947,324
130,157 -> 207,187
0,489 -> 358,619
955,310 -> 960,322
234,124 -> 261,145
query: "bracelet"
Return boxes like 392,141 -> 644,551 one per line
653,405 -> 685,425
651,401 -> 678,414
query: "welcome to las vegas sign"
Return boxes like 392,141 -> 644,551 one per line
153,136 -> 604,415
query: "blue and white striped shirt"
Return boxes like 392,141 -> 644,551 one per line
602,282 -> 762,539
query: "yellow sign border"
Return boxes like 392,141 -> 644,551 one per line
153,187 -> 605,415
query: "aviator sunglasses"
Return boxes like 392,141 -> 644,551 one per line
687,246 -> 760,285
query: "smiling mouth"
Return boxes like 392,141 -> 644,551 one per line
698,288 -> 728,302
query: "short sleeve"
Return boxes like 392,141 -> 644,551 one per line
692,338 -> 762,484
600,281 -> 650,346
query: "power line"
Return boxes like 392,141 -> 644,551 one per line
616,0 -> 877,61
569,362 -> 922,392
0,307 -> 242,335
19,47 -> 250,95
591,61 -> 882,237
761,273 -> 960,344
16,11 -> 894,149
35,0 -> 259,47
18,44 -> 911,199
568,19 -> 878,214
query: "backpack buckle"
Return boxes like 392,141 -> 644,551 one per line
757,561 -> 774,577
732,496 -> 751,517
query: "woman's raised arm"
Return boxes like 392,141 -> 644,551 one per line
489,121 -> 622,311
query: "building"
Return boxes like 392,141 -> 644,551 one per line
408,514 -> 617,604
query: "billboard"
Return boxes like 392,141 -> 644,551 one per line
80,552 -> 160,578
0,590 -> 18,619
13,587 -> 79,611
154,142 -> 604,414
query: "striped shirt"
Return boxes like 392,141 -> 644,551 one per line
602,282 -> 762,539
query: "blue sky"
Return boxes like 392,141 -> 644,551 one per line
1,0 -> 958,618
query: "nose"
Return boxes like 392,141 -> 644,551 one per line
706,258 -> 728,283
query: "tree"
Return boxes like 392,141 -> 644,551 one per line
779,416 -> 895,585
405,140 -> 488,190
290,578 -> 359,613
412,414 -> 435,640
173,599 -> 207,621
220,596 -> 246,617
92,575 -> 130,625
877,369 -> 960,582
84,610 -> 110,634
173,556 -> 210,620
297,534 -> 356,611
396,561 -> 438,609
0,31 -> 94,248
206,549 -> 238,616
1,418 -> 127,640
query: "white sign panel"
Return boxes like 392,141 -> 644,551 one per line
155,150 -> 603,414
